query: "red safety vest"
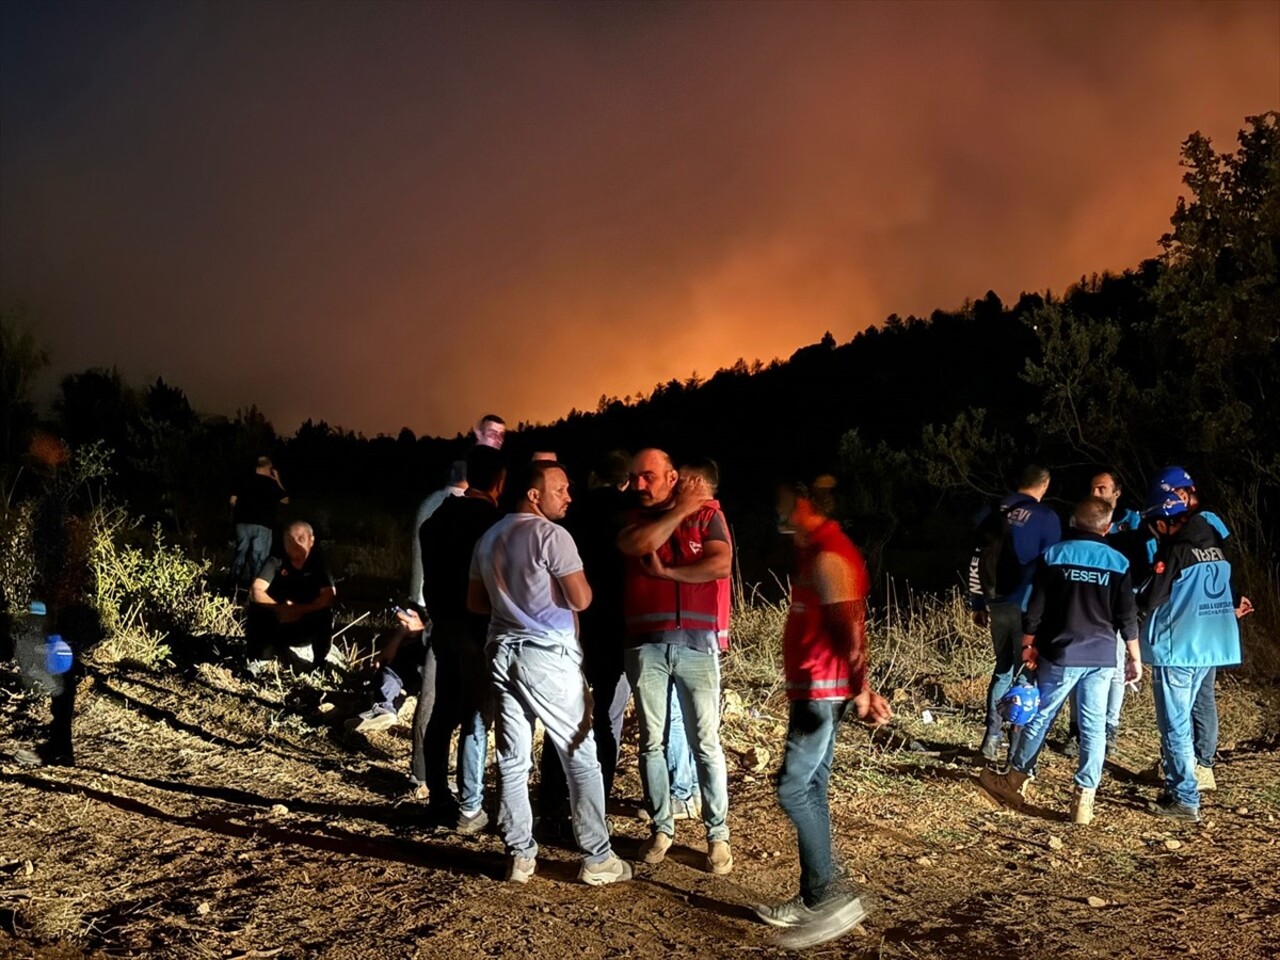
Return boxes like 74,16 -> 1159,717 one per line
783,520 -> 870,701
623,501 -> 731,642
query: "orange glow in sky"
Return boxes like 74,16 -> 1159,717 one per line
2,1 -> 1277,436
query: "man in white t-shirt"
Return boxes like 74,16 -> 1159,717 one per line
468,461 -> 632,886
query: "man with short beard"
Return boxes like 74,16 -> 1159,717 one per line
468,461 -> 631,886
617,448 -> 734,875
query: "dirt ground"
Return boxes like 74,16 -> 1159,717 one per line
3,642 -> 1279,960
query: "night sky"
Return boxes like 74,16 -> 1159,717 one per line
2,1 -> 1277,437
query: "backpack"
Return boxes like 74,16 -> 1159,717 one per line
972,501 -> 1025,600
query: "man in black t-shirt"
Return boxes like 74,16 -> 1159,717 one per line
230,456 -> 289,586
539,451 -> 633,834
415,445 -> 506,830
247,521 -> 335,671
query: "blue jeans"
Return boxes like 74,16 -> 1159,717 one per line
1151,665 -> 1213,808
778,699 -> 850,906
983,603 -> 1024,743
625,643 -> 729,842
667,685 -> 698,801
233,523 -> 272,584
490,641 -> 612,864
1010,663 -> 1113,790
1070,636 -> 1126,737
1192,666 -> 1218,768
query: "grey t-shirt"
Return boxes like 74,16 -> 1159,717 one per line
470,513 -> 583,654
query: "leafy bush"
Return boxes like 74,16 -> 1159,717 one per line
90,507 -> 241,666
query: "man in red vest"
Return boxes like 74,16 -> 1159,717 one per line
755,479 -> 892,946
617,448 -> 734,875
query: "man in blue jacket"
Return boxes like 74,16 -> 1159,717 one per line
968,464 -> 1062,762
1146,466 -> 1252,792
978,497 -> 1140,825
1138,491 -> 1243,822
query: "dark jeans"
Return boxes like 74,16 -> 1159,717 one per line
778,698 -> 851,907
540,655 -> 630,815
369,625 -> 426,714
1192,665 -> 1218,768
421,620 -> 491,812
245,605 -> 333,671
983,602 -> 1024,743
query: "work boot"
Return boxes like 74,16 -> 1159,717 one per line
978,766 -> 1033,810
1194,765 -> 1217,792
640,832 -> 673,864
1070,786 -> 1096,825
707,840 -> 733,875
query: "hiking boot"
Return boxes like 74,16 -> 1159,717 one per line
1105,724 -> 1119,758
579,853 -> 633,886
707,840 -> 733,875
345,710 -> 398,734
1061,735 -> 1080,759
756,895 -> 815,928
1070,786 -> 1096,826
457,808 -> 489,836
1195,765 -> 1217,792
775,893 -> 869,950
506,856 -> 537,884
640,832 -> 673,864
672,796 -> 702,821
978,767 -> 1033,810
1148,797 -> 1200,823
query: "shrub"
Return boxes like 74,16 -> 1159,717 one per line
90,507 -> 241,666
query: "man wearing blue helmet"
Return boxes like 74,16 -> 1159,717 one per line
978,497 -> 1140,824
1147,467 -> 1253,792
1138,490 -> 1243,822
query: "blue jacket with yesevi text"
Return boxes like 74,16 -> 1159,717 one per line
1022,531 -> 1138,667
1139,513 -> 1241,668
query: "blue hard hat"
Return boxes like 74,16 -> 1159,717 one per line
997,678 -> 1040,726
1152,465 -> 1195,494
45,636 -> 73,676
29,600 -> 47,616
1143,492 -> 1189,521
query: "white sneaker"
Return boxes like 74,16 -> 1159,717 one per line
672,796 -> 702,821
506,856 -> 536,884
579,854 -> 633,886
